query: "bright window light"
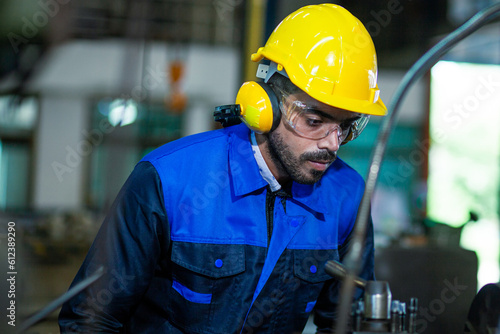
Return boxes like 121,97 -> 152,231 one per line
108,99 -> 138,127
429,60 -> 500,289
0,96 -> 37,129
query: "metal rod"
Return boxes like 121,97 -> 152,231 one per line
17,266 -> 104,333
325,260 -> 367,288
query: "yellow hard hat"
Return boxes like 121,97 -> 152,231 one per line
251,4 -> 387,116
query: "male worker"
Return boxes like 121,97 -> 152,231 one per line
59,4 -> 386,333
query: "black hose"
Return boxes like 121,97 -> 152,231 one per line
333,3 -> 500,333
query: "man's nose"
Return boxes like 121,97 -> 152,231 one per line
317,128 -> 341,153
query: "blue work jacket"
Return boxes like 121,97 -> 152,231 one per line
59,123 -> 375,333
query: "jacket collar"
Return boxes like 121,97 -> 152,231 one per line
228,124 -> 268,196
228,124 -> 330,214
291,182 -> 330,214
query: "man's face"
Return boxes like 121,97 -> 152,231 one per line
264,91 -> 361,185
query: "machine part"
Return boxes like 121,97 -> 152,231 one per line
326,260 -> 412,333
334,3 -> 500,333
408,298 -> 418,334
364,281 -> 392,320
250,4 -> 387,117
325,260 -> 367,288
390,300 -> 400,332
353,300 -> 364,331
359,321 -> 391,333
398,302 -> 406,332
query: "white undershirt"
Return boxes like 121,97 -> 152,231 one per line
250,131 -> 281,192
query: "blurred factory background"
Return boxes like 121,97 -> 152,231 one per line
0,0 -> 499,333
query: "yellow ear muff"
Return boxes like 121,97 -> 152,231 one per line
235,81 -> 279,133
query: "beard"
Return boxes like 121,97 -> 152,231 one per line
267,130 -> 337,184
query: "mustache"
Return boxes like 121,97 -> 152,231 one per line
301,150 -> 337,163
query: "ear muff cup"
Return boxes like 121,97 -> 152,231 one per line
235,81 -> 280,133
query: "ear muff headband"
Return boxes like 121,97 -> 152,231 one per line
235,81 -> 280,133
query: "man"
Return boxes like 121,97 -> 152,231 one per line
59,4 -> 387,333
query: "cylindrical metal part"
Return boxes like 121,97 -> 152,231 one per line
391,300 -> 400,332
399,302 -> 406,332
354,300 -> 364,331
408,297 -> 418,333
364,281 -> 392,320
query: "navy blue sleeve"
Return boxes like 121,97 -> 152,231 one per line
313,217 -> 376,333
58,161 -> 169,333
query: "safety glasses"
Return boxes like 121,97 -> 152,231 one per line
279,98 -> 370,144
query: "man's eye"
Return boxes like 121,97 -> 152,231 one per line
305,117 -> 323,127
